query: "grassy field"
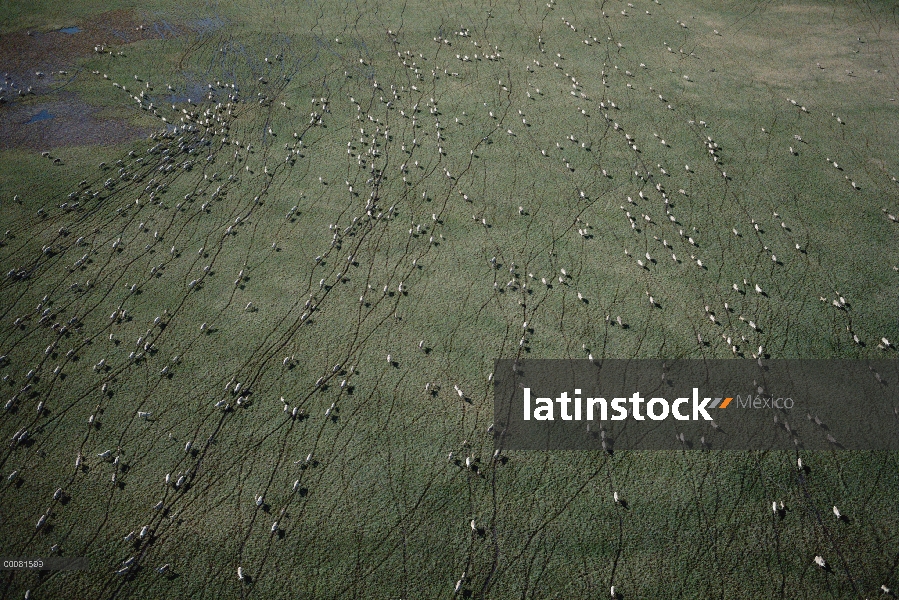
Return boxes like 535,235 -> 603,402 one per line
1,0 -> 898,598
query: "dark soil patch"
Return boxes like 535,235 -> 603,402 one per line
0,9 -> 182,150
0,92 -> 152,150
0,10 -> 177,92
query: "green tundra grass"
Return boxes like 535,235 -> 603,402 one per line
1,0 -> 898,598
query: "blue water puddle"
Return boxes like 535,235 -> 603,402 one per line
191,16 -> 225,34
153,20 -> 179,39
59,26 -> 81,34
27,109 -> 54,124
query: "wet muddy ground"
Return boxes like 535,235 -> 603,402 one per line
0,9 -> 182,150
0,93 -> 152,150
